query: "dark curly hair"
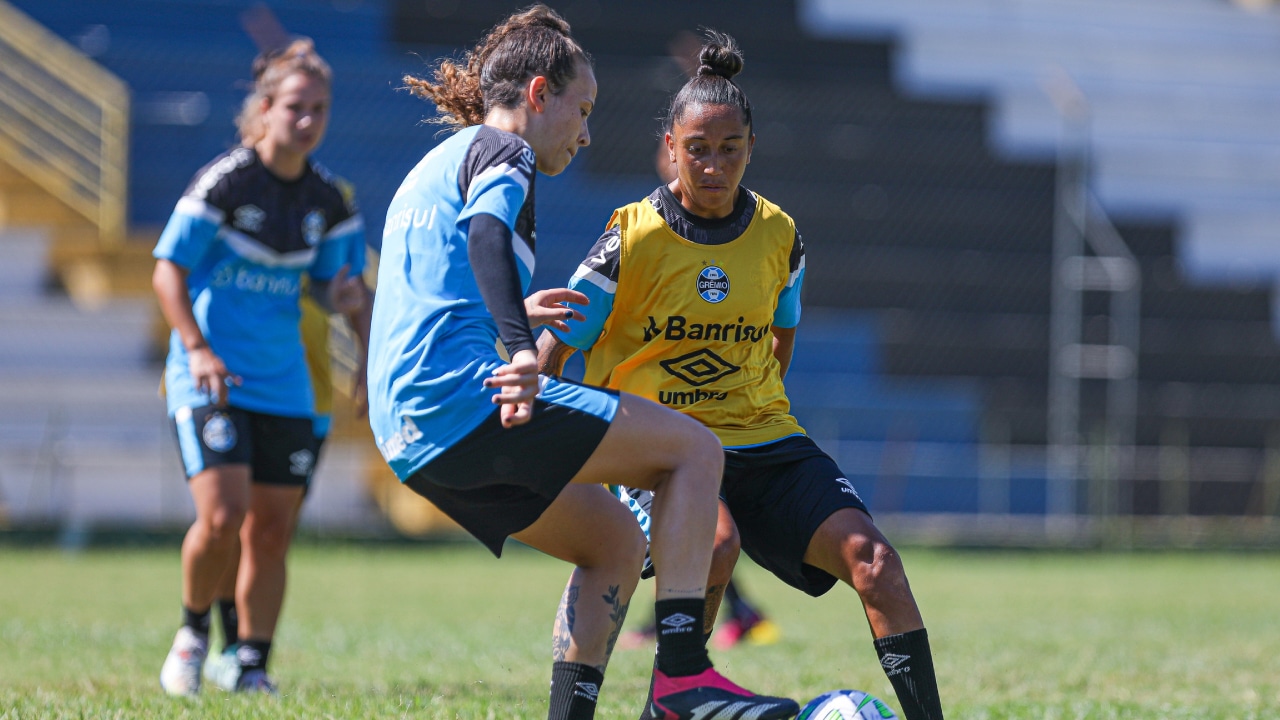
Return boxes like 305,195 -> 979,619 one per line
404,4 -> 593,131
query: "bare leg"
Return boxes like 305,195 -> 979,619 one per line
804,508 -> 943,720
212,539 -> 240,650
513,483 -> 645,671
236,484 -> 305,641
704,503 -> 739,636
214,543 -> 239,610
568,393 -> 724,602
802,508 -> 923,637
183,466 -> 250,613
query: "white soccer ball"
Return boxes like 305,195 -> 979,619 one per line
797,689 -> 899,720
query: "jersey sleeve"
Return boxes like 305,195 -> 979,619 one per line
334,176 -> 368,275
152,157 -> 237,269
552,226 -> 620,350
456,138 -> 535,235
773,228 -> 805,328
311,177 -> 366,281
468,213 -> 536,356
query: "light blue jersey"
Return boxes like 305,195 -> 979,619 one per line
154,147 -> 363,418
368,125 -> 542,480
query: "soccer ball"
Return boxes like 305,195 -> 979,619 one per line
797,689 -> 899,720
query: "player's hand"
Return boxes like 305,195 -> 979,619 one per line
524,288 -> 588,333
351,361 -> 369,419
499,400 -> 532,428
189,346 -> 241,407
483,349 -> 540,428
327,264 -> 367,316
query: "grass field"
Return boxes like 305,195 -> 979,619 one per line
1,542 -> 1278,719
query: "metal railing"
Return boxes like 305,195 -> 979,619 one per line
1045,69 -> 1142,532
0,0 -> 129,244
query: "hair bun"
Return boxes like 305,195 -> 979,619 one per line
695,31 -> 743,80
508,4 -> 571,36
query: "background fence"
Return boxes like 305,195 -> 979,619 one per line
2,0 -> 1279,547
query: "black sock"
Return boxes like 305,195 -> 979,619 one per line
653,598 -> 711,677
216,598 -> 238,651
874,629 -> 944,720
236,639 -> 272,673
182,605 -> 211,636
637,626 -> 710,720
547,661 -> 604,720
724,580 -> 750,619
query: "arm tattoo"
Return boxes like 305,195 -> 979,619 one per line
552,583 -> 580,662
601,584 -> 629,671
536,330 -> 575,377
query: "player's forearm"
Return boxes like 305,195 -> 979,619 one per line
344,286 -> 374,355
771,325 -> 796,379
536,330 -> 575,377
468,214 -> 537,356
152,259 -> 207,352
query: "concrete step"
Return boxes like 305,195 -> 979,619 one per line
0,300 -> 155,370
0,228 -> 51,301
0,188 -> 88,227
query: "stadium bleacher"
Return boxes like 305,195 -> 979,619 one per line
5,0 -> 1279,522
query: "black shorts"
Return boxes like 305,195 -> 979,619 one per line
404,385 -> 617,557
721,435 -> 870,597
171,404 -> 319,487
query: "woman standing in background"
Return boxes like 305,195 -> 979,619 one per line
152,37 -> 367,696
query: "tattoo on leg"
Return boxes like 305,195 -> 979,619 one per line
659,586 -> 707,596
553,583 -> 580,662
601,584 -> 629,668
703,584 -> 726,636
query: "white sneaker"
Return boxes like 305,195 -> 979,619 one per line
159,627 -> 208,697
202,646 -> 241,691
235,668 -> 278,695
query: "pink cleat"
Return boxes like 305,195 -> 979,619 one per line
649,667 -> 798,720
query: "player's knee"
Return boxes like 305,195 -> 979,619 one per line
244,516 -> 296,560
201,503 -> 247,545
622,527 -> 649,582
677,418 -> 723,490
575,519 -> 647,576
612,521 -> 649,576
847,536 -> 906,600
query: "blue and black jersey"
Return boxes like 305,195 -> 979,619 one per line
368,124 -> 548,480
154,146 -> 364,418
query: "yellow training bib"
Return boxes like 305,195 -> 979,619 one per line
582,192 -> 804,447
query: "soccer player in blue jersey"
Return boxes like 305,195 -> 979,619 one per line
153,38 -> 368,696
201,178 -> 375,693
367,6 -> 798,720
537,32 -> 946,720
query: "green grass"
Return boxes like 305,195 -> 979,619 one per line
1,543 -> 1278,718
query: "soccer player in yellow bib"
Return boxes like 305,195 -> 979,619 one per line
538,31 -> 945,720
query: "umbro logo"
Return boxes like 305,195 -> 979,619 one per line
659,612 -> 697,635
233,204 -> 265,233
289,449 -> 315,476
659,348 -> 741,387
573,682 -> 599,702
236,645 -> 262,666
834,477 -> 862,499
881,652 -> 911,671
